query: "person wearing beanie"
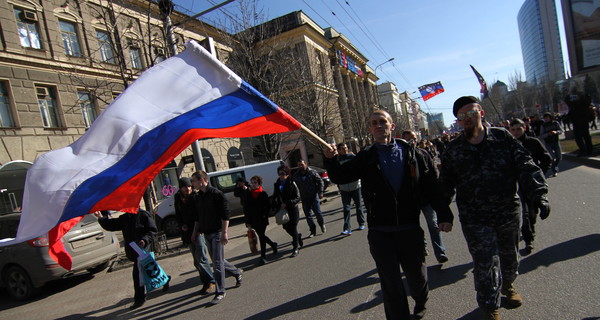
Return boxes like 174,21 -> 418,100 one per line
440,96 -> 551,320
174,177 -> 215,295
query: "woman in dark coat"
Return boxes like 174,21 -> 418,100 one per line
273,165 -> 303,257
239,175 -> 278,265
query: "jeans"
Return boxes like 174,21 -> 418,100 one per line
340,188 -> 365,231
301,194 -> 324,233
421,204 -> 447,260
544,140 -> 562,173
368,227 -> 428,320
190,234 -> 215,285
204,231 -> 242,295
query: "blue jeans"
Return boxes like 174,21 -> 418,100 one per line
340,188 -> 365,231
544,140 -> 562,173
204,231 -> 242,295
421,205 -> 447,260
301,194 -> 324,233
191,234 -> 214,285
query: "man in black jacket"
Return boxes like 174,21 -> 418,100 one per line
324,110 -> 453,320
509,118 -> 552,254
174,177 -> 215,295
191,170 -> 243,305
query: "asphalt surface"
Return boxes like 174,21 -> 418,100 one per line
0,156 -> 599,320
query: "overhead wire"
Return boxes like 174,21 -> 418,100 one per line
335,1 -> 439,118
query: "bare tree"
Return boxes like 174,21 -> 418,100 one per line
210,0 -> 343,160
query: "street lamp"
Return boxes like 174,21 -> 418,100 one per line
374,57 -> 395,73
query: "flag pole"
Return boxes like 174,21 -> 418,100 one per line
300,125 -> 334,151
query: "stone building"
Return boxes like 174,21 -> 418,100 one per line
237,11 -> 379,164
0,0 -> 236,212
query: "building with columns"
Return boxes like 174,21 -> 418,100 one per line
241,11 -> 379,164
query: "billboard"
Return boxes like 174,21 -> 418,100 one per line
563,0 -> 600,73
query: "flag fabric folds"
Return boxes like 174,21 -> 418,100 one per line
418,81 -> 445,101
470,65 -> 489,99
0,40 -> 302,269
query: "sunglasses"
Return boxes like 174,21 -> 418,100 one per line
457,110 -> 479,121
278,172 -> 287,176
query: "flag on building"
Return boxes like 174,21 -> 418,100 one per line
418,81 -> 445,101
0,40 -> 302,270
470,65 -> 489,99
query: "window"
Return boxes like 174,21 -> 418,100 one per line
0,82 -> 16,127
154,47 -> 166,64
128,40 -> 143,69
14,8 -> 41,49
96,30 -> 114,63
59,20 -> 81,57
77,91 -> 96,127
36,86 -> 62,128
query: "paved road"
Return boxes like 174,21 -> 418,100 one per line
1,159 -> 599,320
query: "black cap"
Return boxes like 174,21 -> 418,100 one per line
453,96 -> 479,116
179,177 -> 192,187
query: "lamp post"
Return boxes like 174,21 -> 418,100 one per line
374,57 -> 395,73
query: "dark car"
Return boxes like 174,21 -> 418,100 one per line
0,213 -> 120,300
290,166 -> 331,191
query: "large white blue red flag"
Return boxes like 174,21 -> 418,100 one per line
0,40 -> 302,269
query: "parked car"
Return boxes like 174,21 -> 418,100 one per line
0,213 -> 120,300
154,160 -> 283,237
290,166 -> 332,191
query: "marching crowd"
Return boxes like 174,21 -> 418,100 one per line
94,90 -> 596,320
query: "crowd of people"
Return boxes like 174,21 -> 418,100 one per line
94,91 -> 597,319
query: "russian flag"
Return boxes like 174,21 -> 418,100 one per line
418,81 -> 445,101
0,40 -> 301,269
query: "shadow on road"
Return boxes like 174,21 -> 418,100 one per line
245,268 -> 379,319
520,233 -> 600,275
427,262 -> 473,290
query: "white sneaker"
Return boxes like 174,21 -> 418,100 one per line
210,293 -> 226,305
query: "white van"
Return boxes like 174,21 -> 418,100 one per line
154,160 -> 283,236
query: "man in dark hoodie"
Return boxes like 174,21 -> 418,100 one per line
95,209 -> 170,310
324,109 -> 453,320
174,177 -> 215,295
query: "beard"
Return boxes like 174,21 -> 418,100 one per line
463,125 -> 475,139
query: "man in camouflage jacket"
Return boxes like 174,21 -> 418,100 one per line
440,96 -> 550,320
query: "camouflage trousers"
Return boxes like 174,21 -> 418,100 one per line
461,215 -> 520,309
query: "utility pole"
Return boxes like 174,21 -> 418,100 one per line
158,0 -> 205,172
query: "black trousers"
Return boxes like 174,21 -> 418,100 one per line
132,261 -> 146,301
252,224 -> 275,258
368,227 -> 428,320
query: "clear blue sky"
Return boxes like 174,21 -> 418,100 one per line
172,0 -> 569,127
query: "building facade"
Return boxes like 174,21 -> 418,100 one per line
518,0 -> 566,84
241,11 -> 379,165
376,81 -> 414,132
0,0 -> 239,212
